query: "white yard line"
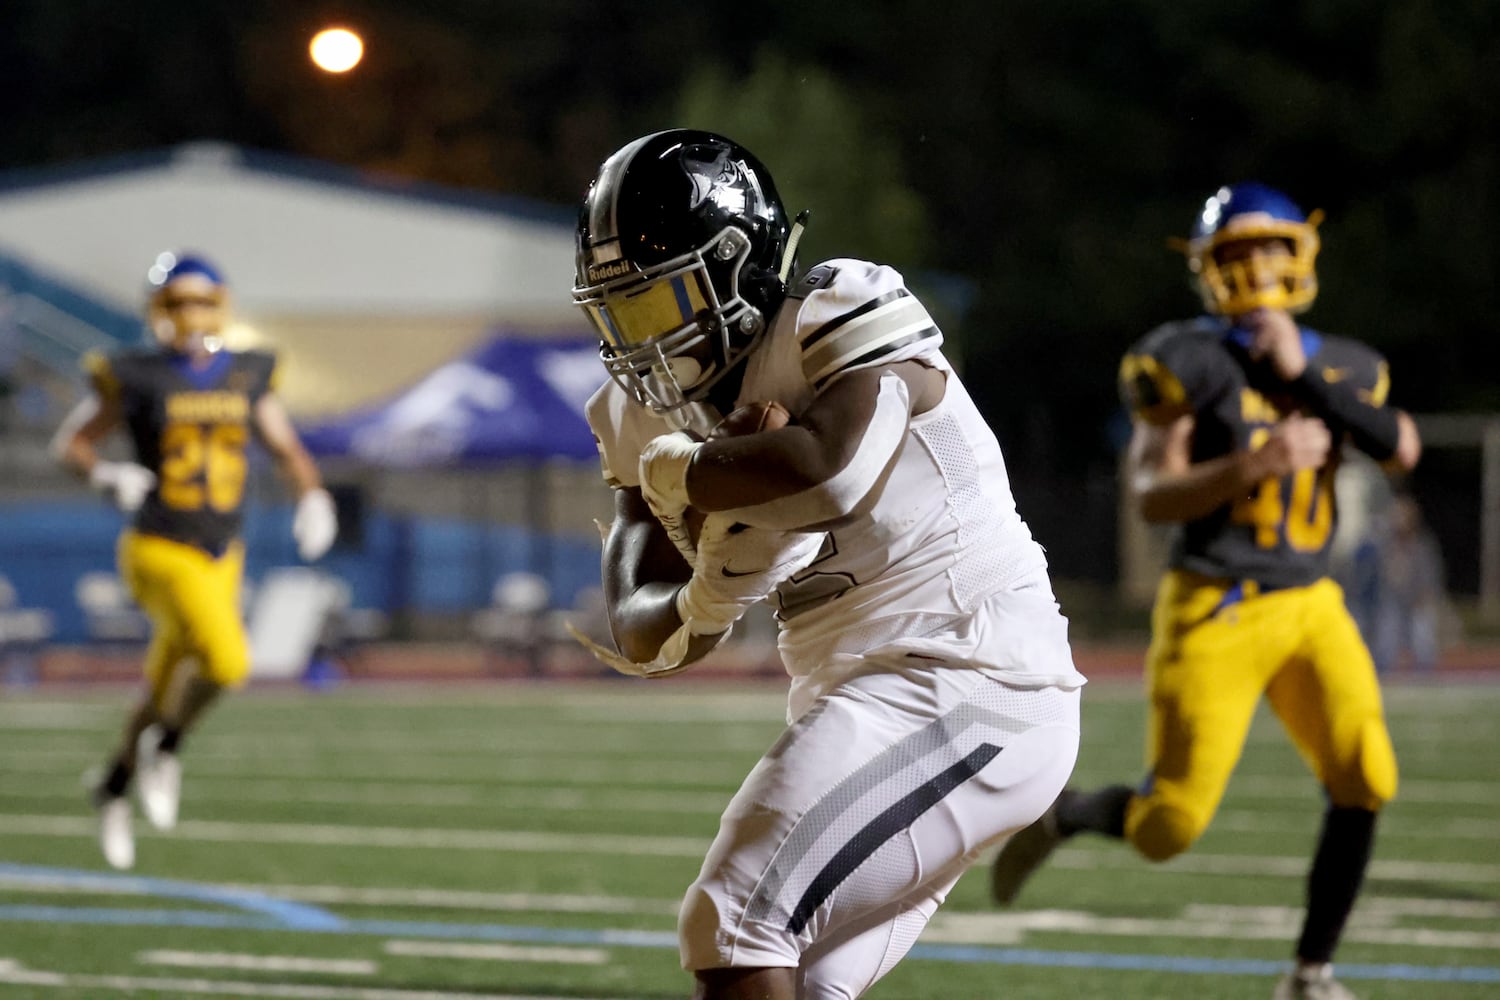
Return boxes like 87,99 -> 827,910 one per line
139,950 -> 377,975
0,960 -> 620,999
0,753 -> 743,787
1226,774 -> 1500,804
7,868 -> 1492,926
21,777 -> 1497,837
0,778 -> 728,815
925,908 -> 1500,950
1207,811 -> 1499,840
0,712 -> 112,731
1186,899 -> 1500,923
0,813 -> 706,857
1046,847 -> 1500,884
4,811 -> 1499,885
0,732 -> 772,757
6,750 -> 1496,806
198,732 -> 773,755
383,941 -> 608,965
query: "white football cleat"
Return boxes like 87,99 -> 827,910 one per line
136,728 -> 181,831
97,796 -> 135,870
1272,965 -> 1359,1000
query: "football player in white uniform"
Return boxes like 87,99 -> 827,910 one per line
573,129 -> 1086,1000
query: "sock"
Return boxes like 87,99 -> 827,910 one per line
1055,784 -> 1132,838
101,758 -> 133,799
1296,805 -> 1378,964
156,727 -> 182,754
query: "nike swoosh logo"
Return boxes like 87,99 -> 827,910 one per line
720,565 -> 769,579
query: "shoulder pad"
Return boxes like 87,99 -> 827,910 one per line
80,350 -> 121,402
789,263 -> 841,300
790,259 -> 942,390
1119,319 -> 1235,424
246,349 -> 280,392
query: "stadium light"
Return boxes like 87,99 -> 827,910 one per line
310,27 -> 364,74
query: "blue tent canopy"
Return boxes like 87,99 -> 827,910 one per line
299,333 -> 603,466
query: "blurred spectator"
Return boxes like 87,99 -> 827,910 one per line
1330,455 -> 1390,656
1370,495 -> 1450,673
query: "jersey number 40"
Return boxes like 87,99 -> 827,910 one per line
1232,427 -> 1334,553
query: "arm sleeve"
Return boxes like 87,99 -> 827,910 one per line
1293,338 -> 1400,460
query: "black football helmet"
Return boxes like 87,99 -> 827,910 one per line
572,129 -> 794,415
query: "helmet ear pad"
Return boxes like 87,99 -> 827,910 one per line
739,259 -> 787,326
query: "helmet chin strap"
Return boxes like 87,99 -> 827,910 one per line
667,402 -> 720,438
779,210 -> 811,284
657,355 -> 722,437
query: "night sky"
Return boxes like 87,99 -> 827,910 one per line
4,0 -> 1496,586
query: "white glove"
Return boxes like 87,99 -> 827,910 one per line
675,515 -> 824,636
89,461 -> 156,513
566,516 -> 822,680
293,488 -> 338,561
639,431 -> 705,565
638,432 -> 700,518
651,505 -> 701,566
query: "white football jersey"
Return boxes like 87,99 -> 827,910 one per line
587,258 -> 1084,718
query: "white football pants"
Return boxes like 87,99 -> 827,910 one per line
678,660 -> 1081,998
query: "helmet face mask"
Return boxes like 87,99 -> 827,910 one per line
1184,183 -> 1321,317
578,223 -> 760,413
573,130 -> 793,415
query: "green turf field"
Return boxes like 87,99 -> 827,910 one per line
0,677 -> 1495,999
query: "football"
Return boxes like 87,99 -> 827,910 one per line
708,400 -> 792,439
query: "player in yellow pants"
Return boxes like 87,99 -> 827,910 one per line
54,251 -> 337,869
1128,572 -> 1397,862
988,184 -> 1421,1000
119,532 -> 251,704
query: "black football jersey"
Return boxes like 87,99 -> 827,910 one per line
1119,317 -> 1391,589
84,347 -> 278,555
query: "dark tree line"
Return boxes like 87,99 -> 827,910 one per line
4,0 -> 1496,581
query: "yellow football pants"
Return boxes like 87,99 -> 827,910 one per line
1125,570 -> 1398,862
117,530 -> 250,709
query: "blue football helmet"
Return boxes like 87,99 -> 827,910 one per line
1182,182 -> 1322,316
146,250 -> 230,354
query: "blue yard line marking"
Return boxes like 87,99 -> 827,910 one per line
1,904 -> 1497,984
0,862 -> 344,930
0,905 -> 285,930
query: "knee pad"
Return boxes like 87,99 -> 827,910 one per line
1125,796 -> 1206,862
199,644 -> 249,692
1327,717 -> 1398,810
201,639 -> 251,688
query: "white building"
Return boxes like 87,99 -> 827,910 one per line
0,142 -> 585,416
